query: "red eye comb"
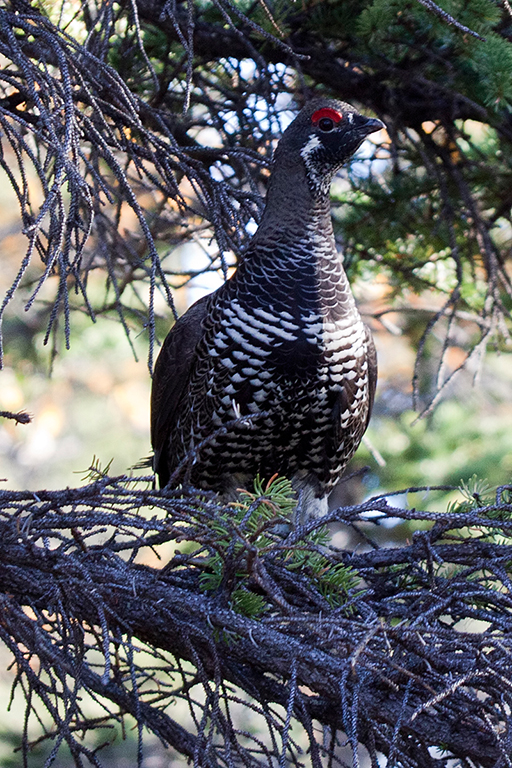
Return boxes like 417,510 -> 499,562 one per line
311,107 -> 343,124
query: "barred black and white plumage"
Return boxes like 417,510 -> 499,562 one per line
151,99 -> 383,520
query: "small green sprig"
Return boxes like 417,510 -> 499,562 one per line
459,474 -> 494,504
199,474 -> 296,616
200,476 -> 361,615
78,456 -> 114,483
284,526 -> 361,608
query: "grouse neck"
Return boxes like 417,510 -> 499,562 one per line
252,160 -> 336,252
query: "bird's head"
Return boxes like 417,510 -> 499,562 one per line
274,98 -> 385,196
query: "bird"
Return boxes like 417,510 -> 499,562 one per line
151,98 -> 383,521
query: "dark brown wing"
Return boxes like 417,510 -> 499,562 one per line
330,323 -> 377,454
364,323 -> 378,430
151,294 -> 210,487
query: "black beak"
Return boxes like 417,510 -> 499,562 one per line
355,115 -> 385,136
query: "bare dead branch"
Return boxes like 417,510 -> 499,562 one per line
0,476 -> 511,764
0,409 -> 31,424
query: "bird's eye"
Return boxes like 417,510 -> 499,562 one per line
318,117 -> 335,132
311,107 -> 343,130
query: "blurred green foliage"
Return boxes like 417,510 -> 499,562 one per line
361,366 -> 512,496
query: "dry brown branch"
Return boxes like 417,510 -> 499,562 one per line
0,409 -> 31,423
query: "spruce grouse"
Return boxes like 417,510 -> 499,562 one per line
151,98 -> 384,520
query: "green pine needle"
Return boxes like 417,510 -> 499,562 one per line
199,475 -> 361,616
